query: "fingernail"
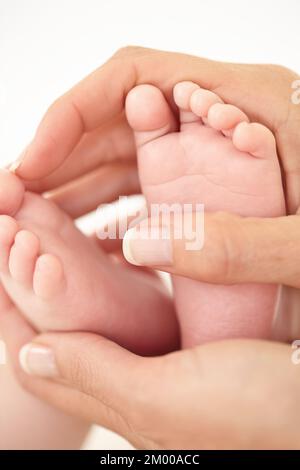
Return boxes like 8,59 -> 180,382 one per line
9,159 -> 22,173
123,227 -> 173,266
9,146 -> 28,173
19,343 -> 58,377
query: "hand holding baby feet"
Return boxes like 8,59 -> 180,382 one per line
0,170 -> 178,355
125,82 -> 285,347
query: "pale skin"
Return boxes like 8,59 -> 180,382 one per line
0,81 -> 285,350
0,170 -> 178,355
0,350 -> 88,450
124,82 -> 285,346
1,47 -> 300,449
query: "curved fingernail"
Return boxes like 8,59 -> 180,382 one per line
122,227 -> 173,266
19,343 -> 58,377
9,146 -> 29,173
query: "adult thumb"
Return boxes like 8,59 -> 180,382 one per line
122,211 -> 300,288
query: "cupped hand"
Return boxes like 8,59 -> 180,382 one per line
3,47 -> 300,449
11,48 -> 300,336
12,47 -> 299,215
1,301 -> 299,450
12,48 -> 300,334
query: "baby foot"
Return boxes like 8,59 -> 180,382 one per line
125,82 -> 285,347
0,170 -> 177,355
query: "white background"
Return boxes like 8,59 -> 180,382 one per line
0,0 -> 299,450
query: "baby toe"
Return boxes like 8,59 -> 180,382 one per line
33,253 -> 64,300
9,230 -> 40,285
174,81 -> 203,126
190,89 -> 223,120
232,122 -> 277,159
207,103 -> 249,136
173,81 -> 200,110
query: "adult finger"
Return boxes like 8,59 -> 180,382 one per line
45,162 -> 140,219
9,47 -> 299,216
14,329 -> 161,448
20,116 -> 135,193
2,282 -> 300,449
0,301 -> 140,443
13,327 -> 300,449
11,48 -> 225,180
122,212 -> 300,288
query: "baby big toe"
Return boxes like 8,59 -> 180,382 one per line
232,122 -> 276,159
33,254 -> 64,300
125,84 -> 176,147
0,215 -> 19,272
9,230 -> 40,285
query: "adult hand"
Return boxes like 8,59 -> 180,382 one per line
3,48 -> 300,449
9,47 -> 300,338
10,49 -> 300,305
0,298 -> 299,450
122,212 -> 300,289
11,47 -> 300,214
122,210 -> 300,341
